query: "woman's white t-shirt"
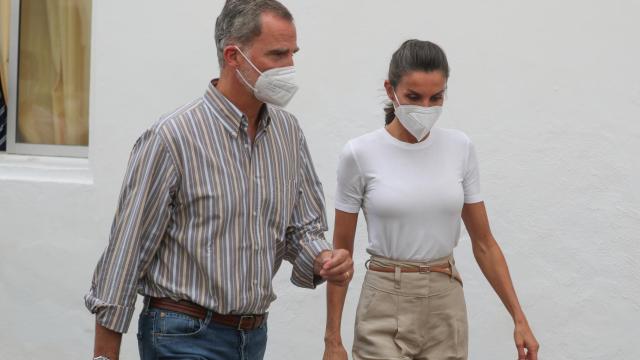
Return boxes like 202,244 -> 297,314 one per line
335,127 -> 483,261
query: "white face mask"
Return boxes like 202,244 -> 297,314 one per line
392,89 -> 442,141
235,46 -> 298,107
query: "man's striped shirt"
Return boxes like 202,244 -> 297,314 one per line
85,80 -> 331,333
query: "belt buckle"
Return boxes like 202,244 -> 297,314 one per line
418,265 -> 431,273
238,315 -> 256,330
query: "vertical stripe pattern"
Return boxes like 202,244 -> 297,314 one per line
85,80 -> 332,333
0,81 -> 6,151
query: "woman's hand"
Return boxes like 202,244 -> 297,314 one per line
323,339 -> 348,360
514,321 -> 539,360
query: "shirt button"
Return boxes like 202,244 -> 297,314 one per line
253,211 -> 257,216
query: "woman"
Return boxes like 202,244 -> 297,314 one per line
322,40 -> 539,360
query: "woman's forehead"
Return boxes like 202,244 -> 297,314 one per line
399,70 -> 447,88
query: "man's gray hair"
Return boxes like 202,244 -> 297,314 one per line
215,0 -> 294,68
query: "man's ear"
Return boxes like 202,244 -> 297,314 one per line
223,45 -> 241,68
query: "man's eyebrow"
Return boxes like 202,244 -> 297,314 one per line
267,47 -> 299,55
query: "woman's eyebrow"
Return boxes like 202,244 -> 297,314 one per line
405,88 -> 446,97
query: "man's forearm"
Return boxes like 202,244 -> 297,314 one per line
94,321 -> 122,360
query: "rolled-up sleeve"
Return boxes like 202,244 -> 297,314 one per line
284,132 -> 332,289
84,129 -> 179,333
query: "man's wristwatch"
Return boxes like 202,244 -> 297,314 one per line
93,356 -> 111,360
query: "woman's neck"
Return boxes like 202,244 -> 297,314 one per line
385,118 -> 427,144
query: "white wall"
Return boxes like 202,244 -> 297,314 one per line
1,1 -> 639,359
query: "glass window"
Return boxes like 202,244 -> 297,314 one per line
1,0 -> 92,156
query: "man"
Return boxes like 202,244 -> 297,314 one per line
85,1 -> 353,359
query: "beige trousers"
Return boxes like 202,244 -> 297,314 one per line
352,255 -> 468,360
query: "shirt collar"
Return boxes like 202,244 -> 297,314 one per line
203,79 -> 272,137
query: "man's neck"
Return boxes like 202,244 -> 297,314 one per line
216,73 -> 263,126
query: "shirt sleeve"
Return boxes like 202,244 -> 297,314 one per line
84,129 -> 179,333
463,139 -> 483,204
334,141 -> 364,213
284,132 -> 332,289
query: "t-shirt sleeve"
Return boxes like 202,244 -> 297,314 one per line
463,139 -> 483,204
334,141 -> 364,213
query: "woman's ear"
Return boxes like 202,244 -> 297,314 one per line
383,80 -> 395,103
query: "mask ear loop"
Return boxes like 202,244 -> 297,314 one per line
233,46 -> 263,92
234,46 -> 263,75
235,68 -> 256,92
392,88 -> 402,108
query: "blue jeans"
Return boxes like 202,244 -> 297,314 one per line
137,306 -> 268,360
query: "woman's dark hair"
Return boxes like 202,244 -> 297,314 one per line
384,39 -> 450,125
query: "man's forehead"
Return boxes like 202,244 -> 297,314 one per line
251,33 -> 298,52
256,13 -> 296,39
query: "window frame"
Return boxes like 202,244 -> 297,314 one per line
5,0 -> 89,158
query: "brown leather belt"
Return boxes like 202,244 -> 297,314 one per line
367,262 -> 463,286
148,297 -> 267,331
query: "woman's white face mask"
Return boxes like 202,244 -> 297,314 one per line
235,46 -> 298,108
392,89 -> 442,141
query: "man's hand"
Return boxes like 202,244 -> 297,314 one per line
314,249 -> 354,287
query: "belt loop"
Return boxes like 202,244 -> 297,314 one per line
448,257 -> 455,282
394,265 -> 401,289
364,259 -> 371,270
143,296 -> 150,311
